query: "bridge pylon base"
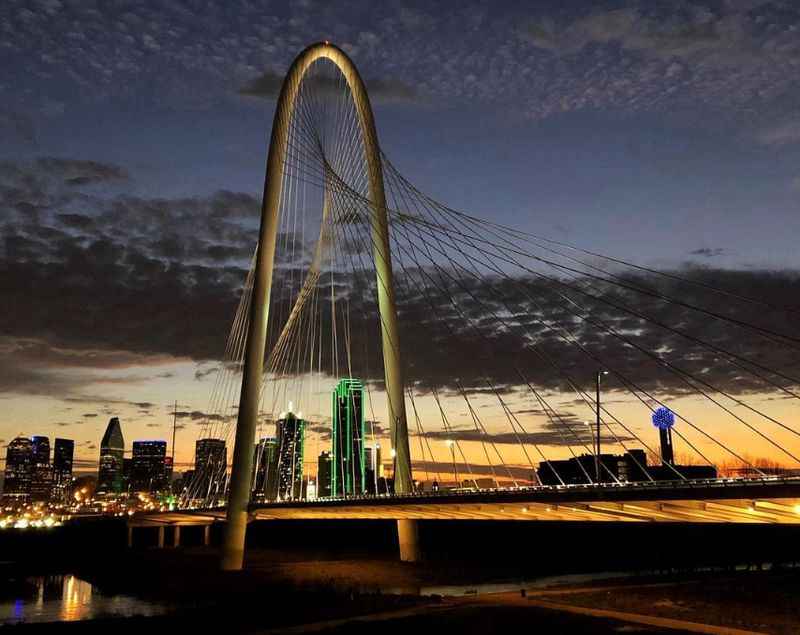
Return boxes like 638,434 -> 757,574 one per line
221,510 -> 247,570
397,519 -> 421,562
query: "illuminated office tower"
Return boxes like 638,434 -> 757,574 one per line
194,438 -> 227,500
317,450 -> 333,498
252,437 -> 278,501
30,436 -> 52,502
97,417 -> 125,494
131,440 -> 168,492
51,438 -> 74,502
275,411 -> 304,501
365,443 -> 383,494
331,378 -> 366,496
2,437 -> 33,503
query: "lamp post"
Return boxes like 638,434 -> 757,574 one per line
595,370 -> 609,484
445,440 -> 458,489
583,420 -> 595,483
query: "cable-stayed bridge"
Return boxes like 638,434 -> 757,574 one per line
133,42 -> 800,568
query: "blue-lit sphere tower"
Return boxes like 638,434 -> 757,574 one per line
652,406 -> 675,465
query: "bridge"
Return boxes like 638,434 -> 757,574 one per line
134,41 -> 800,569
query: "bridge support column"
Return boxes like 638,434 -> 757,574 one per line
127,525 -> 134,549
203,524 -> 211,547
171,525 -> 181,548
156,526 -> 165,549
397,519 -> 421,562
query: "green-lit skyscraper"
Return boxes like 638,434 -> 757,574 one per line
331,378 -> 366,496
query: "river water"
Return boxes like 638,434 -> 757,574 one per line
0,574 -> 166,624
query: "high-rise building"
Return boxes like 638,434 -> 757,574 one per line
305,479 -> 317,500
97,417 -> 124,494
121,457 -> 133,493
164,456 -> 174,491
252,437 -> 278,501
317,450 -> 333,498
331,378 -> 366,496
275,411 -> 304,501
131,440 -> 168,492
30,436 -> 52,502
51,438 -> 74,503
2,437 -> 33,502
193,438 -> 227,501
365,443 -> 383,494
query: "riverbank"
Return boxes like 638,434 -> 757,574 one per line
4,518 -> 800,631
5,545 -> 800,632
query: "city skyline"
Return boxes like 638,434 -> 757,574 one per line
2,3 -> 800,630
2,1 -> 800,479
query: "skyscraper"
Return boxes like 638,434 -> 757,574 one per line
121,457 -> 133,493
365,443 -> 383,494
164,456 -> 174,492
193,438 -> 227,501
97,417 -> 124,494
51,438 -> 74,503
317,450 -> 333,498
2,437 -> 33,503
131,440 -> 168,492
132,441 -> 164,492
30,436 -> 52,502
331,378 -> 366,496
252,437 -> 278,501
275,411 -> 304,501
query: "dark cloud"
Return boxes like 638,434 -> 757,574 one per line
306,422 -> 332,440
34,157 -> 127,186
689,247 -> 727,258
2,0 -> 798,128
418,418 -> 635,448
1,157 -> 799,409
175,410 -> 234,423
194,366 -> 220,381
411,460 -> 537,483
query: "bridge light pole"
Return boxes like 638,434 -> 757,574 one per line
445,440 -> 458,489
595,370 -> 608,484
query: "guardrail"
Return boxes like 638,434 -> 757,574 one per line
173,475 -> 800,511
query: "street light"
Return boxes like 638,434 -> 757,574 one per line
595,370 -> 609,484
445,440 -> 459,489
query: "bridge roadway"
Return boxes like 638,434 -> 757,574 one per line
131,477 -> 800,530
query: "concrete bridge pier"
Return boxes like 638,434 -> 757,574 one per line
127,520 -> 215,549
397,519 -> 421,562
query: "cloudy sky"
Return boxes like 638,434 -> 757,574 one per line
1,0 -> 799,478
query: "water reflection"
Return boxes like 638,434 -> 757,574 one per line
61,575 -> 92,621
0,574 -> 165,624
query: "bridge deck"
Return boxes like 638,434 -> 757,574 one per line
131,478 -> 800,526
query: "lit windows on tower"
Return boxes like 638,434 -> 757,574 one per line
331,378 -> 366,497
275,410 -> 305,501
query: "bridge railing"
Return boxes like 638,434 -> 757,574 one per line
237,475 -> 800,508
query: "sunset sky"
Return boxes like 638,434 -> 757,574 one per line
1,0 -> 799,480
